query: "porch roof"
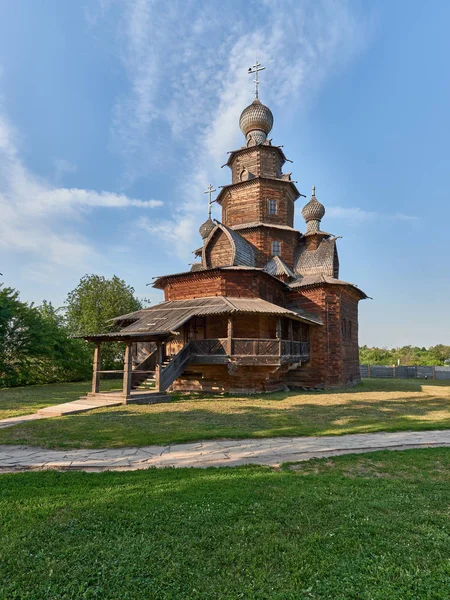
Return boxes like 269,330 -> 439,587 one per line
109,296 -> 322,337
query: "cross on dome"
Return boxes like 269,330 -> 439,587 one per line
204,183 -> 217,219
248,60 -> 265,100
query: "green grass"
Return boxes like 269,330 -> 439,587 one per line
0,378 -> 449,449
1,448 -> 449,599
0,380 -> 121,419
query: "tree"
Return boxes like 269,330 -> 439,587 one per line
0,287 -> 91,387
65,275 -> 144,369
0,285 -> 46,386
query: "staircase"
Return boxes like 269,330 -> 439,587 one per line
159,342 -> 192,391
131,349 -> 157,389
131,343 -> 192,392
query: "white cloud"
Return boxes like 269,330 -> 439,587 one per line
53,158 -> 77,182
0,111 -> 163,271
99,0 -> 369,261
326,206 -> 418,223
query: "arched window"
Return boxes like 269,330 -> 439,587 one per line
240,167 -> 249,182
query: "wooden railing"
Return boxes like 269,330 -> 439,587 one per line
159,342 -> 192,391
189,338 -> 310,358
232,338 -> 280,356
190,339 -> 227,355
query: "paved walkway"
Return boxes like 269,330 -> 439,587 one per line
1,429 -> 449,472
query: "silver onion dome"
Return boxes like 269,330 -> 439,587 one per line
199,218 -> 215,239
239,99 -> 273,145
302,187 -> 325,233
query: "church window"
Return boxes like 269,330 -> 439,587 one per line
348,321 -> 352,339
272,241 -> 281,256
269,199 -> 277,215
341,319 -> 347,338
240,168 -> 249,181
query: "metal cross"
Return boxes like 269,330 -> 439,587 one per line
248,60 -> 265,99
204,184 -> 217,219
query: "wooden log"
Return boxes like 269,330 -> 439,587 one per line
123,342 -> 133,399
92,343 -> 101,394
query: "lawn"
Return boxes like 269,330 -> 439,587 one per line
0,379 -> 121,419
0,448 -> 449,599
0,378 -> 449,449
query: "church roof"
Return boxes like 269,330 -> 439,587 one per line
223,144 -> 289,168
152,265 -> 286,289
203,222 -> 256,267
112,296 -> 322,335
231,222 -> 299,233
264,256 -> 295,279
289,275 -> 368,299
215,176 -> 300,205
294,238 -> 339,278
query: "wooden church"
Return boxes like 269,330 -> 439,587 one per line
84,64 -> 367,398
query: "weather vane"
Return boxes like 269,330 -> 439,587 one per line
204,183 -> 217,219
248,59 -> 265,99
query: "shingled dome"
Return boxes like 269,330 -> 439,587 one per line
199,218 -> 215,239
302,194 -> 325,223
239,99 -> 273,144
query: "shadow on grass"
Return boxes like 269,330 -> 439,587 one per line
0,389 -> 449,449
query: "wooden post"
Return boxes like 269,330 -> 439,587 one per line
92,343 -> 101,394
154,342 -> 163,392
123,342 -> 133,400
276,318 -> 282,357
227,316 -> 233,356
288,320 -> 294,356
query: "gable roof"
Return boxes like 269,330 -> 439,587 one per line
203,222 -> 256,267
264,255 -> 295,279
289,275 -> 368,299
294,237 -> 339,278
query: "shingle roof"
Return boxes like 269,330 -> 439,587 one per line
113,296 -> 322,334
203,222 -> 256,267
289,275 -> 368,299
215,176 -> 300,205
264,256 -> 295,279
294,238 -> 339,278
152,266 -> 287,289
231,222 -> 299,233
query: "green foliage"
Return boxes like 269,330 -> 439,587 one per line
360,344 -> 450,366
65,274 -> 142,335
0,284 -> 91,387
65,274 -> 143,369
1,449 -> 449,598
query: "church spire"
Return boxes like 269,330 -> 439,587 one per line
239,61 -> 273,146
199,184 -> 217,240
248,59 -> 265,100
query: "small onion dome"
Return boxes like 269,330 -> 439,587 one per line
302,186 -> 325,233
239,98 -> 273,144
199,218 -> 215,239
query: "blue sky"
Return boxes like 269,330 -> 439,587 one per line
0,0 -> 449,347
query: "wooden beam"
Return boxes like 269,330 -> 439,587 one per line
227,316 -> 234,356
123,342 -> 133,400
288,320 -> 293,355
154,342 -> 164,392
91,343 -> 101,394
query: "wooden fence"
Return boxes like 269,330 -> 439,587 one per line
360,365 -> 450,380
